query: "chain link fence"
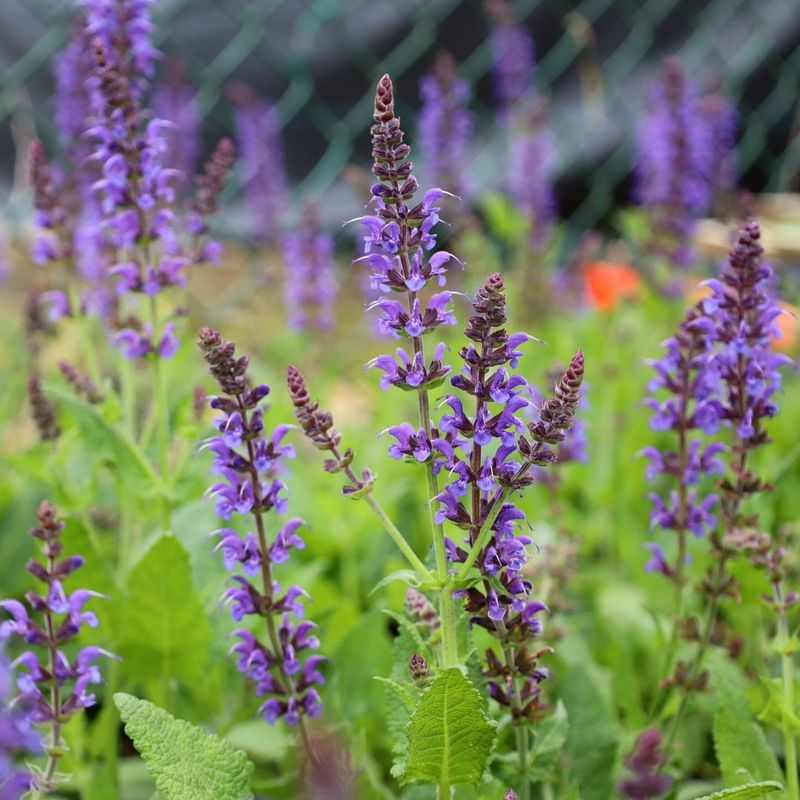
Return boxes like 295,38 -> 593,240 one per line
1,0 -> 798,238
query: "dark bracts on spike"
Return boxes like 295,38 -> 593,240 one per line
198,326 -> 251,398
286,366 -> 372,492
28,374 -> 61,441
58,361 -> 103,404
192,137 -> 235,221
517,350 -> 585,471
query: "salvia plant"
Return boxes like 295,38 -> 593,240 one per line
2,2 -> 799,800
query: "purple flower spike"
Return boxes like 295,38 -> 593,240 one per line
635,57 -> 714,269
199,329 -> 324,729
418,51 -> 473,197
486,0 -> 535,111
282,203 -> 337,331
0,503 -> 113,795
231,83 -> 288,246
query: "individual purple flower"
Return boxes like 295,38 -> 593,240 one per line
0,502 -> 114,796
418,51 -> 473,197
485,0 -> 535,111
231,83 -> 288,245
634,57 -> 712,268
509,100 -> 557,248
282,203 -> 337,331
152,59 -> 201,189
198,328 -> 324,730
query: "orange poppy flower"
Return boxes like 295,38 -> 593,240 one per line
773,302 -> 798,352
582,261 -> 641,311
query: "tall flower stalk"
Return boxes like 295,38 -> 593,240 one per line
358,74 -> 462,666
0,502 -> 114,797
642,300 -> 723,714
644,222 -> 791,756
198,329 -> 324,748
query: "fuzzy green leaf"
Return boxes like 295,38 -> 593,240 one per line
693,781 -> 783,800
528,701 -> 569,782
119,536 -> 212,698
711,659 -> 782,786
399,668 -> 496,787
114,693 -> 253,800
561,664 -> 619,800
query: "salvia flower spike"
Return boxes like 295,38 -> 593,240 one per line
198,329 -> 324,735
418,51 -> 473,198
0,502 -> 115,795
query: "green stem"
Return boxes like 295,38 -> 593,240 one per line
664,558 -> 725,752
777,587 -> 800,800
119,354 -> 136,439
457,485 -> 515,580
363,493 -> 435,582
150,297 -> 171,534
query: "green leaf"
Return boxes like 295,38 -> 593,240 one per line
561,664 -> 619,800
398,668 -> 496,787
114,693 -> 254,800
527,701 -> 568,782
755,678 -> 800,735
710,658 -> 783,786
46,384 -> 160,492
693,781 -> 783,800
118,536 -> 212,701
369,569 -> 422,595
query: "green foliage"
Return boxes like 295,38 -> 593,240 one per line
693,781 -> 783,800
117,536 -> 213,706
396,668 -> 497,787
528,701 -> 569,782
114,693 -> 254,800
710,657 -> 783,786
561,663 -> 620,800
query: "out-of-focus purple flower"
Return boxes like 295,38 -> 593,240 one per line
485,0 -> 535,111
634,57 -> 712,268
282,203 -> 337,331
618,727 -> 673,800
509,100 -> 557,248
231,84 -> 288,245
700,86 -> 737,208
0,648 -> 41,798
0,503 -> 114,796
198,328 -> 324,728
152,59 -> 201,189
418,51 -> 473,197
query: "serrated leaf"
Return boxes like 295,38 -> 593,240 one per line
528,701 -> 568,782
374,677 -> 418,714
114,693 -> 253,800
399,668 -> 496,787
119,536 -> 212,701
710,659 -> 782,787
561,664 -> 619,800
383,609 -> 434,664
693,781 -> 783,800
